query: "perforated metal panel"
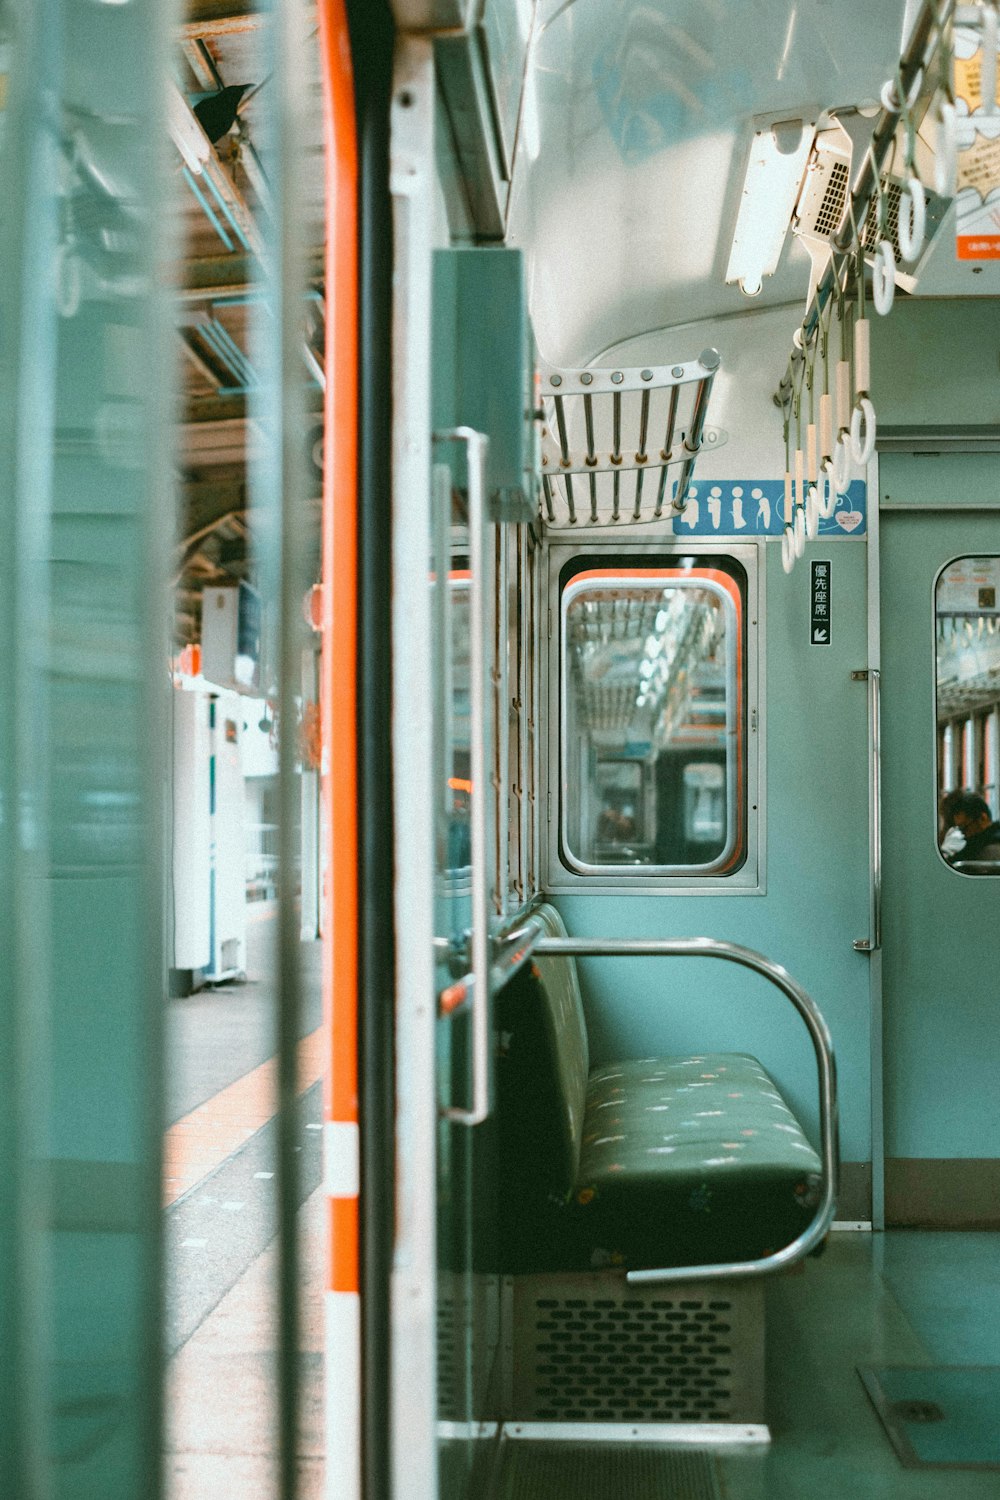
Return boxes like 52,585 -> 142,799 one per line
813,159 -> 849,240
437,1271 -> 466,1420
506,1274 -> 764,1425
490,1441 -> 721,1500
863,179 -> 904,259
438,1270 -> 502,1421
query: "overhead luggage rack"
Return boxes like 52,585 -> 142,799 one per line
538,350 -> 724,527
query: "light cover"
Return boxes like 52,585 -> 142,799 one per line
725,116 -> 816,296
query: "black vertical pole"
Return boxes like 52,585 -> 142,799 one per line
345,5 -> 396,1499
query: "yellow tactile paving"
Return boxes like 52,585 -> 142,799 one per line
163,1028 -> 325,1206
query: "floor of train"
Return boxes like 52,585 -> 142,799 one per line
471,1229 -> 1000,1498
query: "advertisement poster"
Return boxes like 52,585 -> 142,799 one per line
954,21 -> 1000,260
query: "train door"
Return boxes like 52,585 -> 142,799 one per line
878,455 -> 1000,1225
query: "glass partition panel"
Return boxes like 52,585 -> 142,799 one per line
431,439 -> 500,1500
560,559 -> 745,876
0,0 -> 178,1493
936,556 -> 1000,874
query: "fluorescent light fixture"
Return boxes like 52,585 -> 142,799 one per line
726,114 -> 816,296
168,80 -> 212,176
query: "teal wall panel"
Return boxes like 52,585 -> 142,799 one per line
870,299 -> 1000,426
556,538 -> 873,1164
879,451 -> 1000,509
432,247 -> 535,519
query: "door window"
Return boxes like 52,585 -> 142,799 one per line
560,558 -> 746,876
935,556 -> 1000,874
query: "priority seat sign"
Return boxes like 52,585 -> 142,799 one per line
811,560 -> 831,645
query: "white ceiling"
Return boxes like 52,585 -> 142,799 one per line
508,0 -> 998,368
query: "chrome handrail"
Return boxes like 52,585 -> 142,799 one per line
435,909 -> 550,1018
532,935 -> 839,1285
490,910 -> 549,987
871,668 -> 882,951
438,427 -> 491,1126
855,668 -> 882,952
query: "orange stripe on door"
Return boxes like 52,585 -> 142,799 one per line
329,1196 -> 360,1293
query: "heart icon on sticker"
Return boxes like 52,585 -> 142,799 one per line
836,509 -> 862,532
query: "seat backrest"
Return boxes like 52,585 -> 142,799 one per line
496,902 -> 589,1200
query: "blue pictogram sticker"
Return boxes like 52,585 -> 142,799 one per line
672,480 -> 866,538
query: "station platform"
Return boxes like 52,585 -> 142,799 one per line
167,1190 -> 325,1499
164,904 -> 325,1497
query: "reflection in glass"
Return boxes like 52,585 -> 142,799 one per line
561,564 -> 744,874
935,557 -> 1000,873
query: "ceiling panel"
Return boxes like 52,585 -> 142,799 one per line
509,0 -> 913,363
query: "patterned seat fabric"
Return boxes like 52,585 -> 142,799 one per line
496,914 -> 823,1274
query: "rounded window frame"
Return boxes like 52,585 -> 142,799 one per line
558,557 -> 748,882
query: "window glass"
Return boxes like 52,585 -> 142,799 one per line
560,559 -> 745,875
935,557 -> 1000,874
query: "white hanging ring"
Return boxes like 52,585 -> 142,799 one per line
819,458 -> 838,518
850,396 -> 877,467
898,176 -> 926,262
793,504 -> 806,557
806,486 -> 820,539
872,240 -> 895,315
983,5 -> 999,118
833,431 -> 852,494
936,100 -> 957,197
781,526 -> 795,574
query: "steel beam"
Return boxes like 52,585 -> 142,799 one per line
183,0 -> 262,39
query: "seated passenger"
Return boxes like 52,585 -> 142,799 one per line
597,805 -> 636,844
940,789 -> 1000,865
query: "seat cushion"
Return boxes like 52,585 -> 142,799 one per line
499,1050 -> 823,1274
566,1053 -> 823,1270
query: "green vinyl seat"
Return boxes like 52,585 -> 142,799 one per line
496,906 -> 824,1275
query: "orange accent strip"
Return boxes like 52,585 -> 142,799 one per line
329,1196 -> 361,1293
567,565 -> 742,611
317,0 -> 360,1307
162,1028 -> 324,1206
318,0 -> 358,1131
439,982 -> 468,1016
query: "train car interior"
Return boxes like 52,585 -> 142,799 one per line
411,2 -> 1000,1497
2,2 -> 1000,1500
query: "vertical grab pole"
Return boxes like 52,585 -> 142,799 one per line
870,668 -> 883,950
272,0 -> 314,1495
854,668 -> 882,953
317,3 -> 361,1499
439,429 -> 492,1126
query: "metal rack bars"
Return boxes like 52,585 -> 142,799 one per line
775,0 -> 956,407
540,351 -> 722,526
